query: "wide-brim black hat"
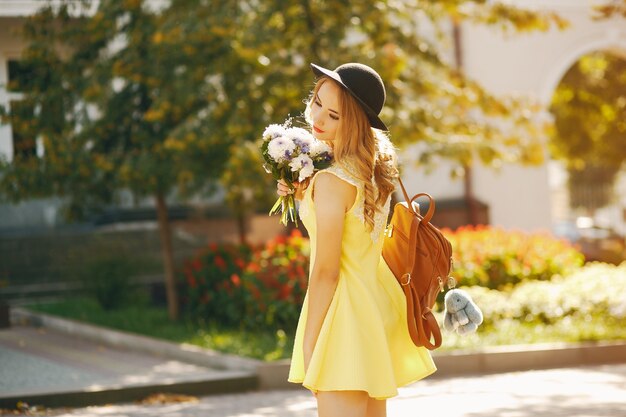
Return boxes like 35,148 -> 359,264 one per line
310,62 -> 388,131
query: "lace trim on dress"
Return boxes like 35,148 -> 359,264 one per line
339,160 -> 391,243
373,194 -> 392,243
299,160 -> 390,243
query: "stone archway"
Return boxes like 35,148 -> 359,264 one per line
539,27 -> 626,105
403,3 -> 626,233
540,32 -> 626,233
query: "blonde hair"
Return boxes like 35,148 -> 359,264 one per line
304,76 -> 399,231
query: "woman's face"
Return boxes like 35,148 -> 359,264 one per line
310,80 -> 341,144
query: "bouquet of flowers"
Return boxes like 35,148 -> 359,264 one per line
261,121 -> 333,226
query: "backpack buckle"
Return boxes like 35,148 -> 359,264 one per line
438,276 -> 444,293
400,273 -> 411,286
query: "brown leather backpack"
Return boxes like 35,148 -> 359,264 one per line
382,177 -> 454,350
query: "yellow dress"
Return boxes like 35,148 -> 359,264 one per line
287,159 -> 437,400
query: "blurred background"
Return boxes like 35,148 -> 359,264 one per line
0,0 -> 624,359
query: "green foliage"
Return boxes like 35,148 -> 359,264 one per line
592,0 -> 626,19
549,51 -> 626,209
27,261 -> 626,358
27,295 -> 294,361
449,2 -> 569,33
220,140 -> 278,220
79,255 -> 139,310
0,0 -> 578,320
444,224 -> 585,289
457,261 -> 626,329
0,0 -> 238,214
549,52 -> 626,168
435,261 -> 626,349
0,0 -> 571,215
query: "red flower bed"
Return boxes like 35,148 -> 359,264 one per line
179,229 -> 310,330
442,224 -> 584,289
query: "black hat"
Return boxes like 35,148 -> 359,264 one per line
310,62 -> 388,131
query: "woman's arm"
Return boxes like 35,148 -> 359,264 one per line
303,172 -> 356,373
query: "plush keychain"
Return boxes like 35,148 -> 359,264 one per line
443,289 -> 484,335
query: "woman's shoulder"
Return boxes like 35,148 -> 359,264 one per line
315,158 -> 361,187
310,167 -> 359,211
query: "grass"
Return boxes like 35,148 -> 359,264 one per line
25,295 -> 626,361
434,313 -> 626,351
26,295 -> 294,361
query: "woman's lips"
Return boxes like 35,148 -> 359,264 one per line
313,126 -> 324,133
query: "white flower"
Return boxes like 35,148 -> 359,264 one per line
289,154 -> 314,181
285,127 -> 309,139
284,127 -> 313,154
310,140 -> 333,157
263,124 -> 286,141
298,160 -> 315,181
267,135 -> 296,162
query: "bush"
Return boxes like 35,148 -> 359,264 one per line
179,241 -> 254,327
241,229 -> 309,331
80,255 -> 139,310
443,224 -> 584,289
179,229 -> 310,332
459,261 -> 626,330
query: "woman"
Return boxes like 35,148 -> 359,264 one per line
277,63 -> 436,417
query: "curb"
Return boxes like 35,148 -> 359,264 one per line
12,307 -> 263,372
430,340 -> 626,377
257,340 -> 626,389
0,373 -> 257,410
11,307 -> 626,392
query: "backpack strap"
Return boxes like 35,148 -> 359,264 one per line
397,177 -> 414,214
404,283 -> 442,349
396,175 -> 443,349
397,177 -> 436,223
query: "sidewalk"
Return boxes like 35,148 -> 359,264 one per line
0,325 -> 256,409
3,363 -> 625,416
2,307 -> 625,414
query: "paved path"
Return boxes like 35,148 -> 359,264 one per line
0,325 -> 251,399
4,363 -> 624,417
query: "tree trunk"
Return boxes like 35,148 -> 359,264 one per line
155,192 -> 179,321
463,164 -> 480,225
453,21 -> 480,225
236,207 -> 248,246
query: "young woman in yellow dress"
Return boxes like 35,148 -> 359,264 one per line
276,63 -> 436,417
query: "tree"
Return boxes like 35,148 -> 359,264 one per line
0,0 -> 569,319
549,51 -> 626,211
218,1 -> 570,233
0,0 -> 243,320
593,0 -> 626,19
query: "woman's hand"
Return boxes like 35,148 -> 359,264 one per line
277,178 -> 308,201
276,178 -> 298,196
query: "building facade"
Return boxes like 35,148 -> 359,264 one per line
402,0 -> 626,234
